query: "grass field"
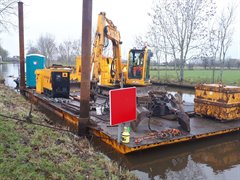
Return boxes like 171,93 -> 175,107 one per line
0,84 -> 136,179
151,69 -> 240,85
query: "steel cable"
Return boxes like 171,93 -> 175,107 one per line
0,113 -> 71,132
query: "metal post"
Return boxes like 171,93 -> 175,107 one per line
117,72 -> 124,143
18,1 -> 26,94
79,0 -> 92,136
117,124 -> 122,143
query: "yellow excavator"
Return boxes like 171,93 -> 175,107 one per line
70,12 -> 152,87
70,56 -> 81,82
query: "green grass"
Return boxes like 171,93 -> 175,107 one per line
151,69 -> 240,85
0,84 -> 136,179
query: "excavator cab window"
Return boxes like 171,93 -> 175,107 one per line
128,49 -> 152,81
128,50 -> 144,80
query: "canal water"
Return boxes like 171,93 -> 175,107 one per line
0,63 -> 19,88
1,63 -> 240,180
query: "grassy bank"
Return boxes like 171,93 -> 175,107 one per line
151,69 -> 240,85
0,84 -> 136,179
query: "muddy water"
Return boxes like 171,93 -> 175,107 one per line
92,132 -> 240,180
1,63 -> 240,179
137,85 -> 195,103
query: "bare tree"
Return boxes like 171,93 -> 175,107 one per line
72,39 -> 81,56
226,58 -> 239,69
0,0 -> 17,32
134,35 -> 145,49
58,41 -> 72,65
37,34 -> 57,66
203,2 -> 237,83
207,28 -> 221,83
0,44 -> 8,60
237,61 -> 240,69
58,39 -> 81,65
26,41 -> 40,55
217,4 -> 236,82
27,46 -> 39,55
146,25 -> 163,81
149,0 -> 216,82
201,57 -> 209,70
226,58 -> 231,69
135,25 -> 166,81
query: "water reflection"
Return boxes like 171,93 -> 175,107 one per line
0,63 -> 19,88
92,132 -> 240,180
137,85 -> 195,103
166,87 -> 195,103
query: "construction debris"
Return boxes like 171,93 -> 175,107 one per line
135,128 -> 183,144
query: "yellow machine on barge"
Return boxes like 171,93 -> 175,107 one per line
195,84 -> 240,121
28,12 -> 240,154
35,67 -> 71,98
70,12 -> 152,87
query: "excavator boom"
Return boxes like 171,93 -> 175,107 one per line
90,12 -> 123,86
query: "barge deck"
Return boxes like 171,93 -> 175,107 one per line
25,89 -> 240,154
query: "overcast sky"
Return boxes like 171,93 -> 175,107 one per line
1,0 -> 240,59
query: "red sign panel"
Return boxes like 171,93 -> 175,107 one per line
109,87 -> 137,126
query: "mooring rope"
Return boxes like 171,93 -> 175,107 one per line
0,113 -> 114,142
0,113 -> 71,132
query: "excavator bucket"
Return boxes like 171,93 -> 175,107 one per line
147,91 -> 191,132
176,110 -> 190,132
131,106 -> 151,132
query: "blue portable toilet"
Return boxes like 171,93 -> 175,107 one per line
26,54 -> 45,88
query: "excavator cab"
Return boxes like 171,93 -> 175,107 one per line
125,48 -> 152,86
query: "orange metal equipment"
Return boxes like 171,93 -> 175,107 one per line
194,84 -> 240,121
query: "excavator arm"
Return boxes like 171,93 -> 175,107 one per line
91,12 -> 122,86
